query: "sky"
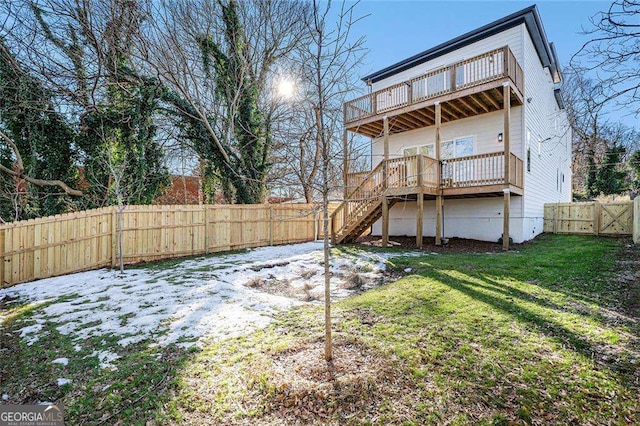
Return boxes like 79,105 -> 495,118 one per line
352,0 -> 609,79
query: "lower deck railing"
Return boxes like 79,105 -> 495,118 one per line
346,151 -> 523,194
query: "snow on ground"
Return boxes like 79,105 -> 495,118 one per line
51,358 -> 69,366
56,378 -> 71,386
0,242 -> 413,360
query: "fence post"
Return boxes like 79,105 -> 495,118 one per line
0,227 -> 4,288
268,206 -> 274,246
203,205 -> 209,254
553,204 -> 559,233
111,207 -> 117,268
594,202 -> 601,236
634,197 -> 639,244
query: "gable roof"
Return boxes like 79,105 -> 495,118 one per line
362,4 -> 561,84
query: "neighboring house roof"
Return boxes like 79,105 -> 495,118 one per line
361,5 -> 561,85
155,175 -> 201,205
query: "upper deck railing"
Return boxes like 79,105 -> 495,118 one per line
345,46 -> 524,124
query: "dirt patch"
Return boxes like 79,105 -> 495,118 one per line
0,294 -> 18,310
355,235 -> 530,253
249,260 -> 291,272
250,338 -> 408,424
339,273 -> 364,290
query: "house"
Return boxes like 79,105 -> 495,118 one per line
331,5 -> 572,249
154,174 -> 202,205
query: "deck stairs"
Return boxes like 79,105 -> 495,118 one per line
331,162 -> 400,244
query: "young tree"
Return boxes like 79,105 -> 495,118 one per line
299,0 -> 365,360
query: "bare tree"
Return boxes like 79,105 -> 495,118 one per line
563,70 -> 639,197
572,0 -> 640,116
139,0 -> 310,203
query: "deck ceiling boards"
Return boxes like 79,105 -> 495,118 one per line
347,85 -> 521,138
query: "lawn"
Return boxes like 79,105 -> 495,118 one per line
1,234 -> 638,425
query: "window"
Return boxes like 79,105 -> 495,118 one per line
441,136 -> 473,159
527,147 -> 531,172
403,144 -> 434,158
441,136 -> 475,184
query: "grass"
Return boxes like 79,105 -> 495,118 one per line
1,234 -> 638,424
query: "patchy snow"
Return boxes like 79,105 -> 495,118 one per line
90,350 -> 120,369
56,378 -> 71,386
51,358 -> 69,367
19,323 -> 44,345
0,242 -> 413,353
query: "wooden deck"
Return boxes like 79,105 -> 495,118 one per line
346,152 -> 523,197
332,153 -> 523,244
344,46 -> 524,138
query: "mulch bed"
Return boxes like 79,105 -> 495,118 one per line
354,235 -> 527,253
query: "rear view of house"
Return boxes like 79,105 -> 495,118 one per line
332,5 -> 572,249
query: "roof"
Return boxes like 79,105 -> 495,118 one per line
362,5 -> 561,84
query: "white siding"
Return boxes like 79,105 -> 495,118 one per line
371,198 -> 525,243
371,26 -> 524,91
521,27 -> 572,240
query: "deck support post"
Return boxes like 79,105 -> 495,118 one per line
381,196 -> 389,248
416,154 -> 424,248
435,102 -> 443,246
416,194 -> 424,248
383,116 -> 389,189
503,189 -> 510,251
503,83 -> 511,186
343,129 -> 349,199
502,83 -> 511,250
381,116 -> 390,248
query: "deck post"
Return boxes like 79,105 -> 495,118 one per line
435,102 -> 443,246
383,116 -> 389,189
343,129 -> 349,199
416,153 -> 424,248
416,194 -> 424,248
503,188 -> 510,250
381,196 -> 389,248
381,116 -> 390,248
503,82 -> 511,186
502,83 -> 511,250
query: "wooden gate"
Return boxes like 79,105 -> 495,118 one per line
599,202 -> 633,235
544,201 -> 634,236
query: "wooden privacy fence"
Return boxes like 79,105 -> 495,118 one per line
544,200 -> 638,239
0,204 -> 323,288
